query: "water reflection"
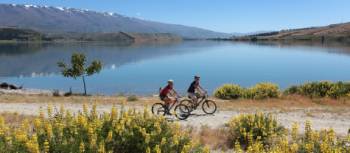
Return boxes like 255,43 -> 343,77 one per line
0,41 -> 215,77
1,41 -> 350,95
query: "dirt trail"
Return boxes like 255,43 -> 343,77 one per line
0,102 -> 349,135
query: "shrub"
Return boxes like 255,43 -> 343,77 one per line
0,104 -> 204,153
213,84 -> 244,100
284,81 -> 350,98
227,114 -> 349,152
299,81 -> 333,98
245,83 -> 280,99
127,95 -> 138,102
226,112 -> 286,149
283,85 -> 299,95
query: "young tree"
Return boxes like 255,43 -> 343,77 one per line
57,53 -> 102,95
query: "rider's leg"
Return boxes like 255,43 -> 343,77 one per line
163,97 -> 171,109
188,92 -> 198,104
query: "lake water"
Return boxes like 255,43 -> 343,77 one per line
1,41 -> 350,95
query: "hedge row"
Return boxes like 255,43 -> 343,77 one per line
214,81 -> 350,99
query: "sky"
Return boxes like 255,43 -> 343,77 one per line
1,0 -> 350,33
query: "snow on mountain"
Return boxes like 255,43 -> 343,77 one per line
0,4 -> 230,38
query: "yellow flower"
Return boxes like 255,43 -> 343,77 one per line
291,122 -> 299,141
106,130 -> 113,142
79,142 -> 85,153
203,146 -> 210,153
47,103 -> 53,117
98,142 -> 105,153
145,147 -> 151,153
153,145 -> 161,153
44,140 -> 50,153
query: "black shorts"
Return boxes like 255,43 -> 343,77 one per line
160,94 -> 167,101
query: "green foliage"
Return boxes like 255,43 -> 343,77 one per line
213,84 -> 244,100
245,83 -> 280,99
0,105 -> 204,153
227,112 -> 286,149
214,83 -> 280,100
57,53 -> 102,95
284,81 -> 350,98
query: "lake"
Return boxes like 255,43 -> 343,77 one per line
1,41 -> 350,95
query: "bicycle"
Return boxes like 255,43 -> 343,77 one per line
151,96 -> 191,120
180,92 -> 217,114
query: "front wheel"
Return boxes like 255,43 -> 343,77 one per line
202,100 -> 217,114
151,103 -> 166,116
174,104 -> 190,120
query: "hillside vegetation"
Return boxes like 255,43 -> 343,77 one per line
234,22 -> 350,43
0,27 -> 181,43
0,28 -> 46,41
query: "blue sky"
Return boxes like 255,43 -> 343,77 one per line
2,0 -> 350,33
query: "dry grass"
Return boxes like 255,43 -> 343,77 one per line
216,95 -> 350,111
189,125 -> 230,151
0,112 -> 36,127
1,94 -> 350,113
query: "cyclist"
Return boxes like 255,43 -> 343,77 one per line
159,80 -> 179,113
187,75 -> 206,104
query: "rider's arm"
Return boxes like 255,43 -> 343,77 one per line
173,89 -> 180,98
198,85 -> 207,93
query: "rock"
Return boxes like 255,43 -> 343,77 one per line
0,82 -> 22,90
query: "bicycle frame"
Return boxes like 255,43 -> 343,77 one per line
191,94 -> 208,108
163,97 -> 181,112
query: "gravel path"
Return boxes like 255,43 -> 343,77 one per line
0,102 -> 349,135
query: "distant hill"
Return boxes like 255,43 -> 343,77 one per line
0,4 -> 229,39
0,27 -> 182,44
0,28 -> 44,41
234,22 -> 350,42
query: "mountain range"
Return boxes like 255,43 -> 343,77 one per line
0,4 -> 230,39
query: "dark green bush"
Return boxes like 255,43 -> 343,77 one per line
283,85 -> 299,95
127,95 -> 139,101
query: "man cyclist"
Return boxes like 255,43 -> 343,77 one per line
187,75 -> 206,104
159,80 -> 179,113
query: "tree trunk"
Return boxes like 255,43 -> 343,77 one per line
82,75 -> 87,95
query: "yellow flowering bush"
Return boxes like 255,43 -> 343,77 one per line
244,83 -> 280,99
213,84 -> 244,99
226,112 -> 285,149
284,81 -> 350,98
0,104 -> 204,153
214,82 -> 280,100
228,113 -> 350,153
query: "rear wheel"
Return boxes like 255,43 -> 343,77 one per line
151,103 -> 166,116
202,100 -> 217,114
174,104 -> 190,120
180,99 -> 194,112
